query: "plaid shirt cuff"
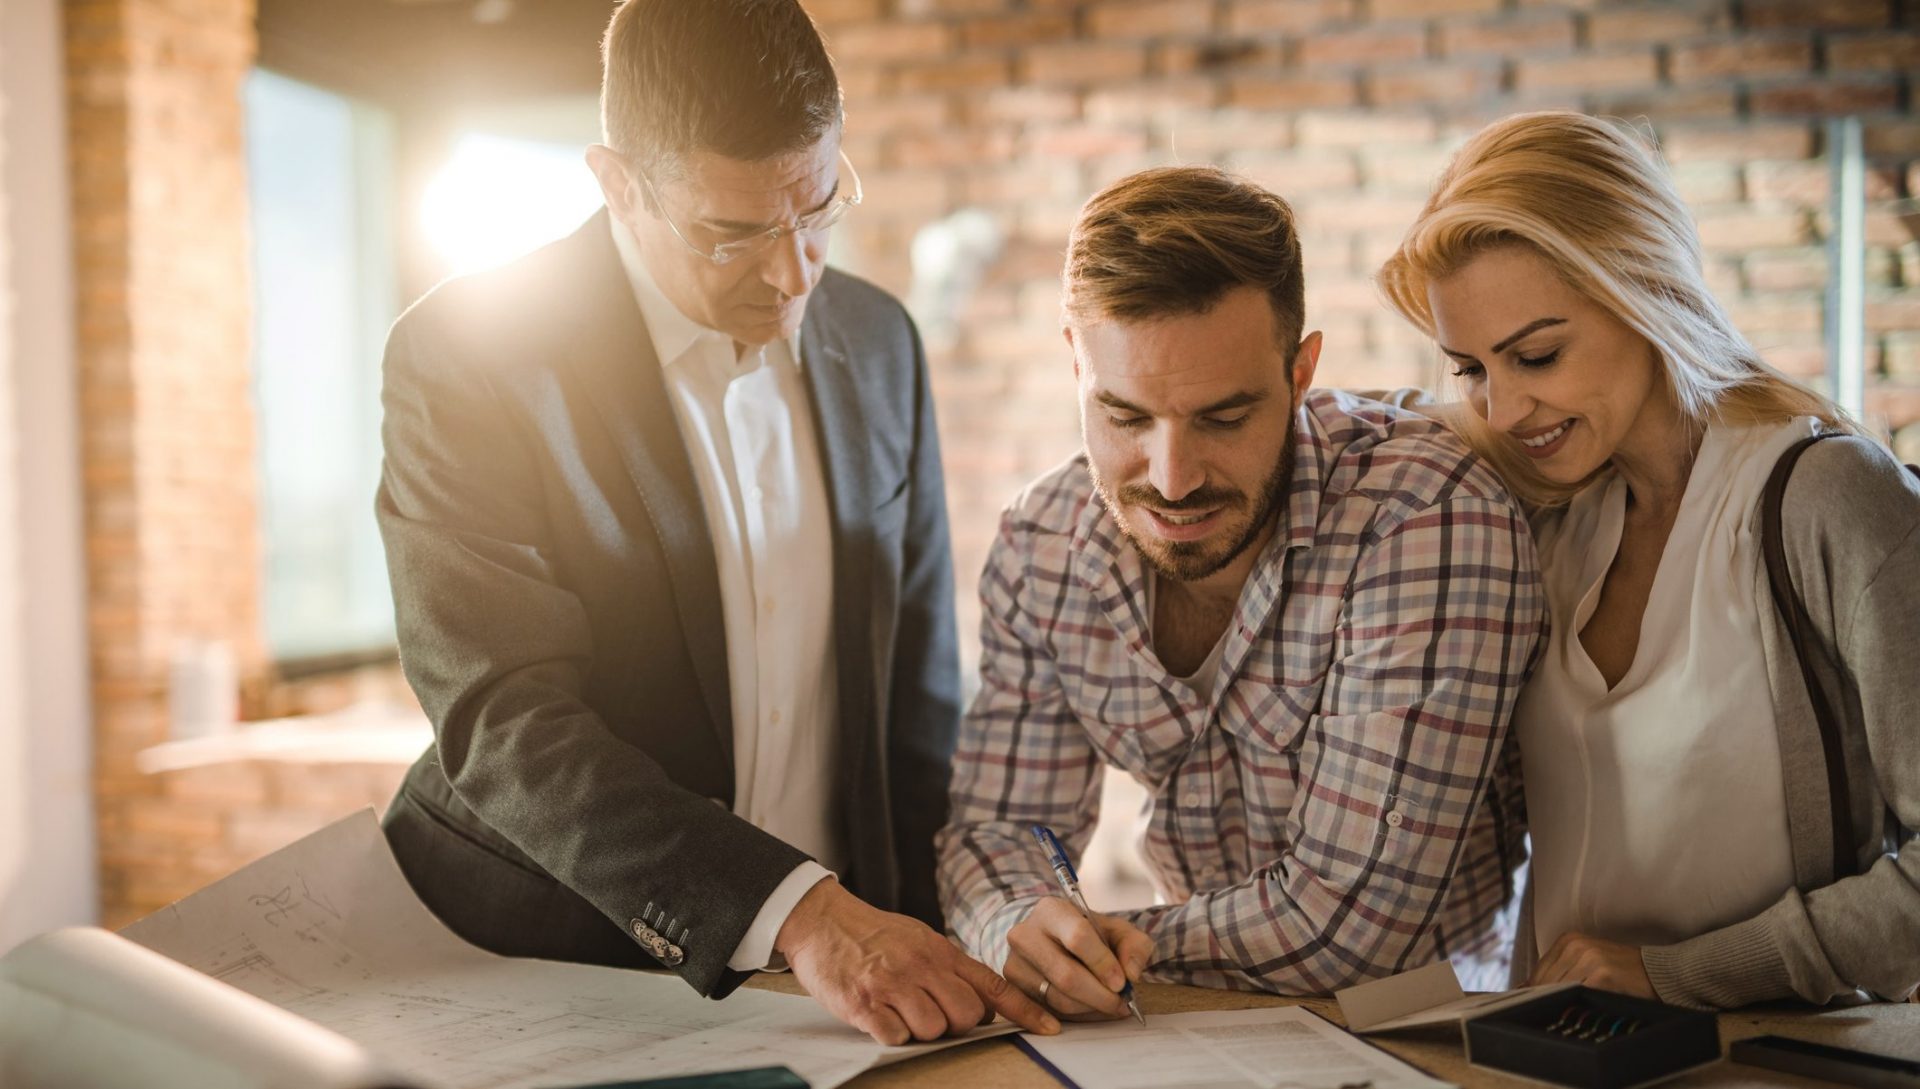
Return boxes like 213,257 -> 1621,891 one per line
975,894 -> 1049,973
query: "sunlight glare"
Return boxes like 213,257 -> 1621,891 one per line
421,134 -> 603,277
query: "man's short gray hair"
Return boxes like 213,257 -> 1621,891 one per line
599,0 -> 843,184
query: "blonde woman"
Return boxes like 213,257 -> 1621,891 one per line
1376,110 -> 1919,1009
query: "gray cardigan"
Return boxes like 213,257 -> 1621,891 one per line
1365,392 -> 1920,1008
1633,434 -> 1920,1007
1506,433 -> 1920,1007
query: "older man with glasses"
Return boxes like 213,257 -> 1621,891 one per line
373,0 -> 1055,1046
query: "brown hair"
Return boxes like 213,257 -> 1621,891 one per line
1377,110 -> 1855,506
600,0 -> 842,181
1063,166 -> 1306,353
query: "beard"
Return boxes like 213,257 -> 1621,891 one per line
1089,413 -> 1296,584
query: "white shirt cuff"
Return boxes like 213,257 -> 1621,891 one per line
726,861 -> 833,972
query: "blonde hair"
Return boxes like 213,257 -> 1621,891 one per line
1377,110 -> 1853,506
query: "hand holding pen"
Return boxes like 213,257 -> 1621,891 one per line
1001,825 -> 1151,1025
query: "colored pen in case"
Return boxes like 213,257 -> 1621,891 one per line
1030,824 -> 1147,1026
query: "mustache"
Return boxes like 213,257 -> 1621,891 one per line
1113,483 -> 1243,511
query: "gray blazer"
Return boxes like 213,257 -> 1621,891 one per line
374,210 -> 960,1000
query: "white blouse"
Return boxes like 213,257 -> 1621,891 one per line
1519,417 -> 1817,954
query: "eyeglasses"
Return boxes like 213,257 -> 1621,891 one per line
636,151 -> 863,267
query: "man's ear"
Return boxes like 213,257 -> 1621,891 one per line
1290,330 -> 1323,410
585,144 -> 642,226
1063,325 -> 1079,382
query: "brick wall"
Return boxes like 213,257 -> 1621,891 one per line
807,0 -> 1920,657
64,0 -> 410,926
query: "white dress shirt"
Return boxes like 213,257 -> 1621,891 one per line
1518,418 -> 1813,954
611,218 -> 842,971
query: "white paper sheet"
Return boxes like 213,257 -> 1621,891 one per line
116,809 -> 1013,1089
1333,960 -> 1576,1035
0,926 -> 403,1089
1016,1007 -> 1453,1089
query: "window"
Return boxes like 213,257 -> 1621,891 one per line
420,130 -> 605,278
247,82 -> 610,663
246,70 -> 397,661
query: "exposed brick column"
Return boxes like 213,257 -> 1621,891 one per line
65,0 -> 263,926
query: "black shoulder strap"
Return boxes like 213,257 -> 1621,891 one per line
1760,432 -> 1857,881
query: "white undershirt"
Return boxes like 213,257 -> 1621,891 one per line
612,218 -> 840,970
1519,417 -> 1815,954
1146,571 -> 1232,705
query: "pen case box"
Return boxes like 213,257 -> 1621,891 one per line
1463,986 -> 1719,1089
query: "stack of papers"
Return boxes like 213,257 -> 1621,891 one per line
0,810 -> 1013,1089
1019,1007 -> 1452,1089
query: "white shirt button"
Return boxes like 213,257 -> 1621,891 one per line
1183,791 -> 1200,807
769,709 -> 782,726
749,486 -> 764,503
763,597 -> 776,616
1385,809 -> 1404,828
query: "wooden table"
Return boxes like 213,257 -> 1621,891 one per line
747,975 -> 1920,1087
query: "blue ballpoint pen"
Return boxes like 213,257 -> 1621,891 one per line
1030,824 -> 1147,1026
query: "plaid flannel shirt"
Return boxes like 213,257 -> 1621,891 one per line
936,390 -> 1544,994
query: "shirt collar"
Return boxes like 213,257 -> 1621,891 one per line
608,212 -> 803,370
1280,398 -> 1331,552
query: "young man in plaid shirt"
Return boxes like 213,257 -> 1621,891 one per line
935,167 -> 1545,1016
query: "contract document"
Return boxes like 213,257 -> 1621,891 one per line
1015,1007 -> 1451,1089
2,809 -> 1010,1089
